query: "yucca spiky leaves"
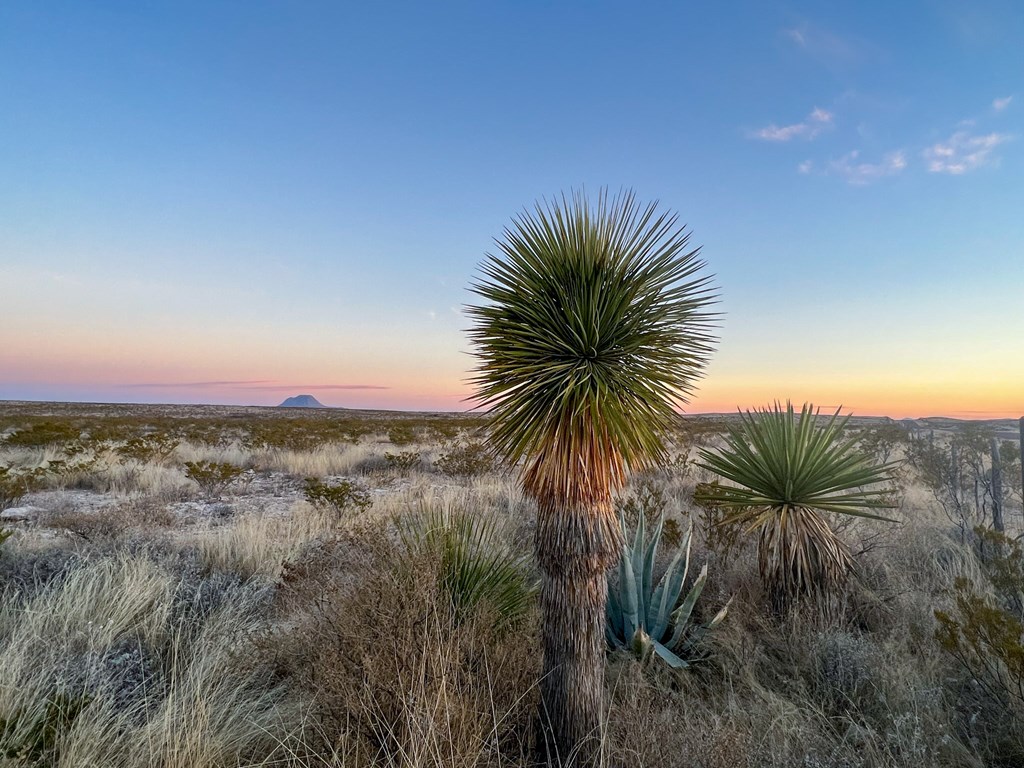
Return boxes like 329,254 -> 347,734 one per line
401,504 -> 538,624
606,507 -> 729,668
694,402 -> 897,609
467,190 -> 718,505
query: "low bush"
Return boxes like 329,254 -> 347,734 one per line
434,440 -> 495,477
182,461 -> 243,498
383,450 -> 421,473
116,434 -> 180,465
386,424 -> 417,446
0,467 -> 45,511
302,477 -> 372,521
935,528 -> 1024,762
4,422 -> 81,448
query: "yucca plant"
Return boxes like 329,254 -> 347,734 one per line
694,402 -> 897,612
467,189 -> 717,764
606,507 -> 729,668
400,504 -> 538,625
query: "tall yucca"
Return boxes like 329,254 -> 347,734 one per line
467,189 -> 717,765
695,402 -> 897,613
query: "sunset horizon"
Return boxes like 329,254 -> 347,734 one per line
3,2 -> 1022,424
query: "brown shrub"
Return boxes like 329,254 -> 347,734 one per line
267,524 -> 540,766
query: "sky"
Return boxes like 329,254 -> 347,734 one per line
1,1 -> 1022,419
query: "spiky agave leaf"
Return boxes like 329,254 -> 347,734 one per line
694,401 -> 898,608
467,189 -> 718,507
606,504 -> 728,668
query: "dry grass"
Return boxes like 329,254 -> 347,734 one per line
0,552 -> 299,767
195,501 -> 337,580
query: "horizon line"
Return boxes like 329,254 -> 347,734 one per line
0,397 -> 1020,423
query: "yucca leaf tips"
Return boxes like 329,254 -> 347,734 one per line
467,189 -> 719,504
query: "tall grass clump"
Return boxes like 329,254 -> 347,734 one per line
271,520 -> 540,766
0,552 -> 298,767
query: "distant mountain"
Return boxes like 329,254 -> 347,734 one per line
278,394 -> 327,409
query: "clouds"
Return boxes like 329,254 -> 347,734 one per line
753,90 -> 1014,184
752,107 -> 834,142
923,131 -> 1011,174
827,151 -> 907,185
781,22 -> 875,68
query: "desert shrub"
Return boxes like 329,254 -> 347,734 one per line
272,524 -> 540,765
302,478 -> 372,520
0,466 -> 45,511
41,497 -> 175,545
383,450 -> 421,473
182,461 -> 243,498
116,434 -> 180,465
808,629 -> 878,715
400,504 -> 538,625
617,479 -> 667,531
4,422 -> 80,448
935,578 -> 1024,762
693,481 -> 744,562
44,507 -> 129,544
434,440 -> 495,478
386,423 -> 416,446
932,527 -> 1024,763
0,546 -> 82,599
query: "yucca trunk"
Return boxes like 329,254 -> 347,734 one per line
758,505 -> 853,614
534,499 -> 621,767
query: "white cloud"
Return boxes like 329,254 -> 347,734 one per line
797,160 -> 813,174
828,150 -> 906,185
923,131 -> 1010,174
752,107 -> 834,141
993,96 -> 1013,112
785,28 -> 806,46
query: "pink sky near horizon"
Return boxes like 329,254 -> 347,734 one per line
2,371 -> 1020,421
3,267 -> 1022,421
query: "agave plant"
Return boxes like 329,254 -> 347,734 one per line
400,504 -> 538,624
694,402 -> 897,611
606,507 -> 729,668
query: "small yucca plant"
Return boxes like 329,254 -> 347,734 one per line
695,402 -> 897,612
606,507 -> 728,668
401,504 -> 537,625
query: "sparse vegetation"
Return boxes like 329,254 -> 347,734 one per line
383,449 -> 421,472
0,400 -> 1023,767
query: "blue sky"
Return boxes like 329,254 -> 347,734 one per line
1,1 -> 1022,416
